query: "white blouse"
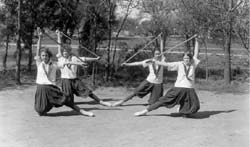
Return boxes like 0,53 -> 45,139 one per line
34,56 -> 58,85
57,55 -> 86,79
166,58 -> 200,88
143,60 -> 164,84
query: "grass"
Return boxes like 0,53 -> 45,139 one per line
0,36 -> 249,93
196,79 -> 250,94
0,66 -> 249,94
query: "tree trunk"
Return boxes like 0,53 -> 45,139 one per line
224,0 -> 233,85
224,34 -> 231,85
106,0 -> 112,81
15,0 -> 22,85
92,18 -> 97,85
3,34 -> 9,73
203,38 -> 209,81
185,34 -> 191,52
111,20 -> 126,77
27,30 -> 33,72
27,0 -> 35,73
111,4 -> 131,76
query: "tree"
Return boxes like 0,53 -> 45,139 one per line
76,0 -> 112,84
176,0 -> 244,84
176,0 -> 215,80
15,0 -> 22,84
111,0 -> 139,76
0,1 -> 17,73
21,0 -> 36,72
102,0 -> 117,81
235,1 -> 249,55
139,0 -> 177,48
208,0 -> 241,84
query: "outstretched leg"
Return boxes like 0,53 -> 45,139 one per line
66,103 -> 95,117
134,88 -> 181,116
134,100 -> 164,116
89,93 -> 112,107
112,93 -> 136,106
113,80 -> 152,107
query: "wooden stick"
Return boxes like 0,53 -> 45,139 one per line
157,34 -> 197,57
122,33 -> 162,64
41,30 -> 86,64
60,31 -> 99,57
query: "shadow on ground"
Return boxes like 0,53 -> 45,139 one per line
45,107 -> 123,117
74,98 -> 117,105
147,110 -> 236,119
82,107 -> 123,111
121,103 -> 149,107
46,110 -> 81,117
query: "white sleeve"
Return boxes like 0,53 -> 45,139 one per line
167,62 -> 180,71
78,57 -> 86,62
56,53 -> 62,58
57,57 -> 65,68
142,60 -> 149,68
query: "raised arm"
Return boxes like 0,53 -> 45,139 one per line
36,27 -> 42,57
193,37 -> 199,59
56,29 -> 62,57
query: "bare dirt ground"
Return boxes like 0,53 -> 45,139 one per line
0,85 -> 249,147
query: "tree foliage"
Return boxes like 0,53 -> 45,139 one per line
0,0 -> 249,85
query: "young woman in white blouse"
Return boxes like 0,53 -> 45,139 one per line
134,37 -> 201,117
112,50 -> 165,107
56,30 -> 111,116
34,28 -> 94,117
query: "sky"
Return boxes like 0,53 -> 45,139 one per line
0,0 -> 151,23
115,0 -> 152,24
115,0 -> 141,19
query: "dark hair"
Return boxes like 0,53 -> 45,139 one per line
62,44 -> 72,53
182,52 -> 193,59
40,47 -> 52,58
154,49 -> 161,53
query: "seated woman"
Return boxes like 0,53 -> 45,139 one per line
34,28 -> 94,117
134,37 -> 201,117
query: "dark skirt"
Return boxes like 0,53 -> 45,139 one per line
147,87 -> 200,114
61,78 -> 92,106
34,84 -> 66,115
134,80 -> 163,105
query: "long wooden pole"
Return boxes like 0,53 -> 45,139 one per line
42,30 -> 87,64
122,33 -> 162,64
60,31 -> 99,57
157,34 -> 197,57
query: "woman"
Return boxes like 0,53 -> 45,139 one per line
134,37 -> 201,117
112,50 -> 165,107
56,30 -> 111,113
34,28 -> 94,117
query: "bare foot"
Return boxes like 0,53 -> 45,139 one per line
112,100 -> 124,107
100,101 -> 112,107
80,110 -> 95,117
134,109 -> 148,116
